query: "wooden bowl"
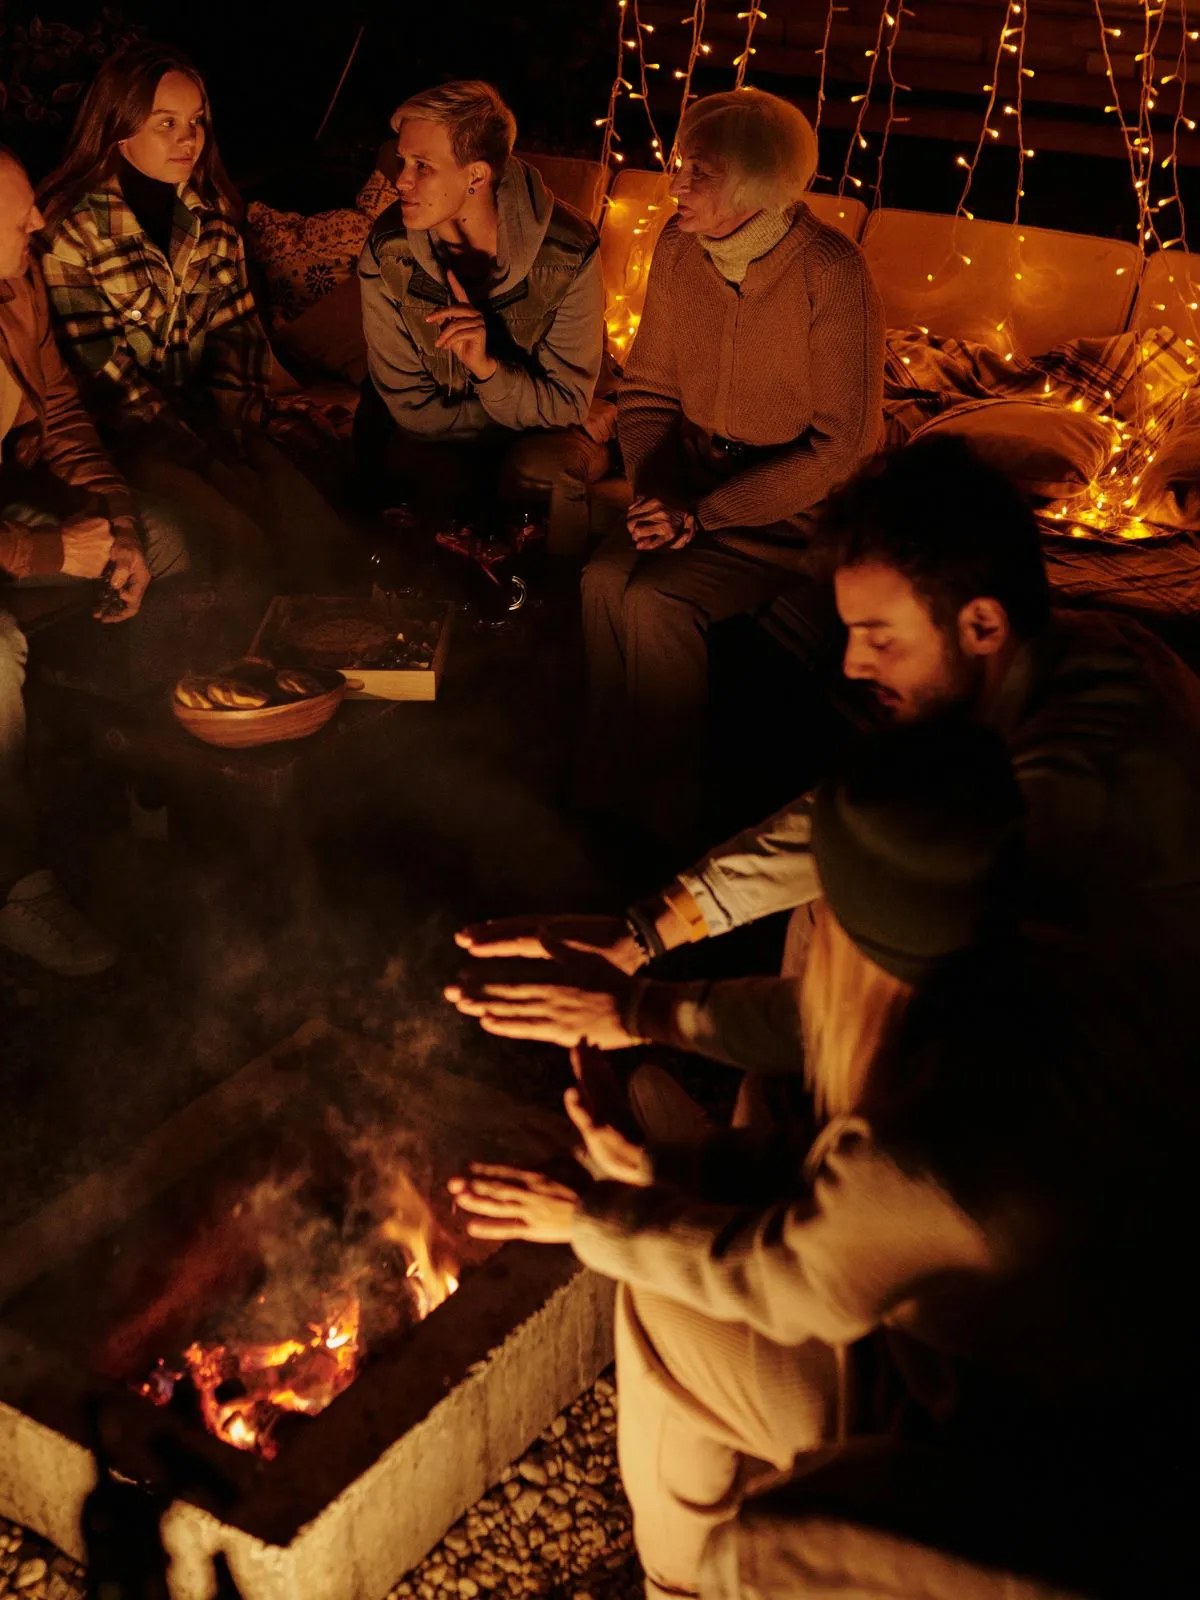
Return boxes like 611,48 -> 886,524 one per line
171,669 -> 347,749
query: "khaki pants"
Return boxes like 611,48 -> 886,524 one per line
616,1283 -> 840,1600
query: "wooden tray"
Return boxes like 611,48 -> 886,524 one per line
249,596 -> 453,702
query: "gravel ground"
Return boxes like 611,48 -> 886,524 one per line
0,1373 -> 639,1600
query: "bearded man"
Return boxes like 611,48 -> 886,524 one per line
449,436 -> 1200,1074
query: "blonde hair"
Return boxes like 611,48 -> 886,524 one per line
391,80 -> 517,182
679,88 -> 817,212
800,901 -> 914,1120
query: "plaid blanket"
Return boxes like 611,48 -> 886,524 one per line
883,324 -> 1199,443
38,180 -> 271,438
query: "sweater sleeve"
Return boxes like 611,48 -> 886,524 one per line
616,225 -> 688,502
571,1120 -> 994,1345
675,793 -> 822,936
697,243 -> 884,531
38,221 -> 170,435
630,975 -> 806,1075
0,518 -> 64,580
476,250 -> 604,430
358,234 -> 491,438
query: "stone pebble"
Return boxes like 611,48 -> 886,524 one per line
0,1373 -> 636,1600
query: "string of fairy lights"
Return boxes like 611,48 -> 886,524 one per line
593,1 -> 1198,539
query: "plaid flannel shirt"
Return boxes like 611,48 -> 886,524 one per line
38,180 -> 271,439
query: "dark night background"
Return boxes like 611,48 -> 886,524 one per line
4,0 -> 1199,241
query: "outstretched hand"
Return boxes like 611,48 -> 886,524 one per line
454,914 -> 646,974
426,269 -> 497,381
448,1163 -> 580,1242
445,943 -> 639,1049
566,1046 -> 652,1186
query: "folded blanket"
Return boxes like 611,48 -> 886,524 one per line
884,324 -> 1198,442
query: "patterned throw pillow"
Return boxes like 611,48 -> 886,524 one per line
356,167 -> 398,221
245,200 -> 375,327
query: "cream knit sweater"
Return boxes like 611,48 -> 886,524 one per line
617,204 -> 884,554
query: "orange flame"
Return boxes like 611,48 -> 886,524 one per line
139,1163 -> 461,1457
379,1166 -> 460,1321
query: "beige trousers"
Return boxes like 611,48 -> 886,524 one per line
616,1283 -> 840,1600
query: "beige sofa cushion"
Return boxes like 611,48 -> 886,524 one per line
863,210 -> 1141,355
908,398 -> 1113,501
1132,249 -> 1200,349
518,152 -> 609,224
806,193 -> 868,242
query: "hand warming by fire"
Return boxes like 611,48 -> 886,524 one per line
449,1048 -> 652,1246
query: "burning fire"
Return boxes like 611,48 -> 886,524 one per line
136,1161 -> 459,1457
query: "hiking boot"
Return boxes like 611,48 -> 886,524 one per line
0,869 -> 117,977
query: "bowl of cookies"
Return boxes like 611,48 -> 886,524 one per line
171,663 -> 346,748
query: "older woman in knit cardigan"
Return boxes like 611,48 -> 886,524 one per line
582,90 -> 884,842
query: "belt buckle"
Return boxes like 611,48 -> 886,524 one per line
712,434 -> 747,465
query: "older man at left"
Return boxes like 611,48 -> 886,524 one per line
1,143 -> 186,975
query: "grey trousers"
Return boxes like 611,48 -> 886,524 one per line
579,532 -> 827,838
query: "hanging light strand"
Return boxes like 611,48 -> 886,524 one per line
668,0 -> 709,162
598,1 -> 629,171
734,1 -> 767,89
872,5 -> 913,210
813,0 -> 842,144
953,3 -> 1015,222
628,0 -> 668,166
839,3 -> 893,197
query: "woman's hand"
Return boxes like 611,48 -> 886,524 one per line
581,397 -> 619,444
565,1049 -> 652,1184
426,270 -> 498,382
445,957 -> 638,1049
626,496 -> 695,553
449,1164 -> 580,1242
455,915 -> 647,974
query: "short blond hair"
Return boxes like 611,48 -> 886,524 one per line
679,89 -> 817,212
391,80 -> 517,182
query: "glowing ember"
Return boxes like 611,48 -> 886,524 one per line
136,1159 -> 460,1457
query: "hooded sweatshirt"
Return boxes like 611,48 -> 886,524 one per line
358,158 -> 604,439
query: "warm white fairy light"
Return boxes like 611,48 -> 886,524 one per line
1046,1 -> 1198,542
870,4 -> 914,208
839,2 -> 893,197
734,2 -> 767,88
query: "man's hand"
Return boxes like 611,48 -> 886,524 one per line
59,513 -> 115,579
581,396 -> 619,444
455,914 -> 646,974
427,269 -> 497,382
626,495 -> 695,553
445,949 -> 639,1049
448,1163 -> 580,1243
566,1047 -> 652,1185
98,529 -> 151,622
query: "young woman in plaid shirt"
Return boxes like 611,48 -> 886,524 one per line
36,44 -> 346,613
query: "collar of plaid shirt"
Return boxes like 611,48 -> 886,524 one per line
85,176 -> 207,274
41,176 -> 269,433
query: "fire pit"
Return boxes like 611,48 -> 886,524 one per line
0,1023 -> 614,1600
